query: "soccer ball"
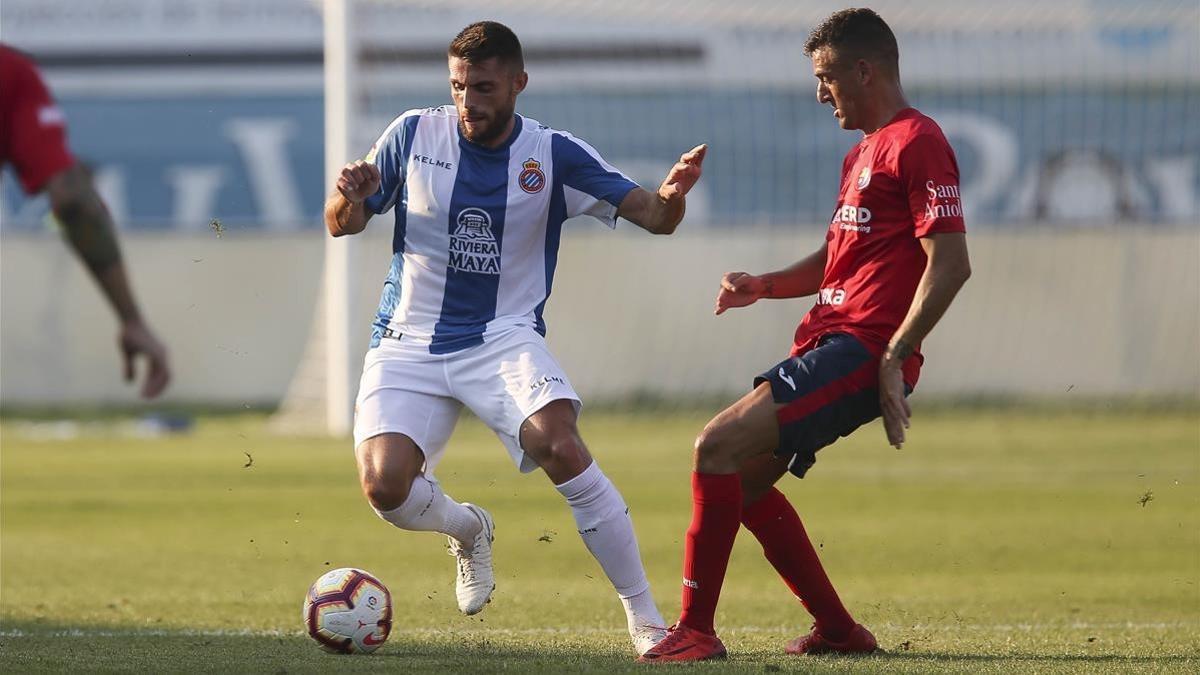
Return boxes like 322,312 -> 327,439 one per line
302,567 -> 392,654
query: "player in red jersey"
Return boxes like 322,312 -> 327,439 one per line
640,9 -> 971,662
1,44 -> 170,397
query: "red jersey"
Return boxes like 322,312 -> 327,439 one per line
0,45 -> 75,194
793,108 -> 966,387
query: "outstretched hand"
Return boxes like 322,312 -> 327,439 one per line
336,160 -> 382,204
658,144 -> 707,202
715,272 -> 766,315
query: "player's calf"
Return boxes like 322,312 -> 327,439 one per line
357,433 -> 492,614
522,401 -> 666,654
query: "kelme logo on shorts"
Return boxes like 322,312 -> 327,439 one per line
450,207 -> 500,274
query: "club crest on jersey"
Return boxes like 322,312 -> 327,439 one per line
518,157 -> 546,194
855,166 -> 871,191
450,207 -> 500,275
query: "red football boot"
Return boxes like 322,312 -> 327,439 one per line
637,624 -> 728,663
785,623 -> 879,655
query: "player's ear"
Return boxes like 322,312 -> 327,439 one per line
856,58 -> 872,86
512,69 -> 528,96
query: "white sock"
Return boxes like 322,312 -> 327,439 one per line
621,589 -> 666,633
555,462 -> 665,630
374,474 -> 481,545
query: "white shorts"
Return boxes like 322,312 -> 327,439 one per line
353,327 -> 581,475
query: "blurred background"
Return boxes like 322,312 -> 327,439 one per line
2,0 -> 1197,424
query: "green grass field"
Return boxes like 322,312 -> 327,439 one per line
2,409 -> 1198,673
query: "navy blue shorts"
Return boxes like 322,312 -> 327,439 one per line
754,333 -> 909,478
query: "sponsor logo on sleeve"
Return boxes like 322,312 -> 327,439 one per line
925,180 -> 964,219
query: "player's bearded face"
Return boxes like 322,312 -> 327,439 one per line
449,56 -> 526,146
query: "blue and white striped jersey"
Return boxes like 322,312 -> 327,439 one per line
363,105 -> 637,354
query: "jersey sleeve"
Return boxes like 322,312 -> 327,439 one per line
899,132 -> 966,237
6,52 -> 75,194
551,133 -> 638,228
363,111 -> 420,215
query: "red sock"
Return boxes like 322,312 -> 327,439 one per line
678,472 -> 742,635
741,487 -> 856,641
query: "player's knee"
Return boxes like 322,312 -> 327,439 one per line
360,472 -> 411,512
355,434 -> 424,511
527,430 -> 591,479
693,423 -> 739,472
549,432 -> 589,464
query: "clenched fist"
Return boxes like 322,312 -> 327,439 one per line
336,160 -> 382,203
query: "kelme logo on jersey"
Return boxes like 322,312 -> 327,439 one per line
856,166 -> 871,190
449,208 -> 501,275
518,157 -> 546,194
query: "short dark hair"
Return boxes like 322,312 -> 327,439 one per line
803,8 -> 899,70
448,21 -> 524,71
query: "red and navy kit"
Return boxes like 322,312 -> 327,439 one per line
0,45 -> 75,194
761,108 -> 966,476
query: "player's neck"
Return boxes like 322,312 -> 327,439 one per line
480,114 -> 518,149
860,88 -> 910,136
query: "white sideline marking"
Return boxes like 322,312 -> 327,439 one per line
1,622 -> 1196,639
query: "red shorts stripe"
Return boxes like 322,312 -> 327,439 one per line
776,359 -> 878,426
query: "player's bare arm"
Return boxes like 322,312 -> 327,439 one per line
616,144 -> 707,235
880,231 -> 971,448
325,160 -> 381,237
714,243 -> 828,315
46,164 -> 171,399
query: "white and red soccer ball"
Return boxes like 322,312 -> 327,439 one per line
303,567 -> 392,654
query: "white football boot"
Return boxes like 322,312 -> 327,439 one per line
448,503 -> 495,615
631,623 -> 670,657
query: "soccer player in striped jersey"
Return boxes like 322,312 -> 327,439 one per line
324,22 -> 705,656
640,8 -> 972,662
